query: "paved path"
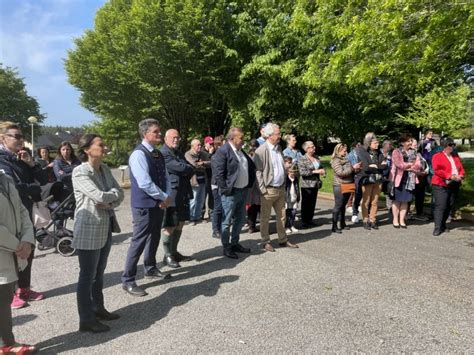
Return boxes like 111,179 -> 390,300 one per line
13,190 -> 474,353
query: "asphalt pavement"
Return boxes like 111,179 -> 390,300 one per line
12,190 -> 474,353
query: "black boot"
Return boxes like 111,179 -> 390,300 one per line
340,210 -> 349,230
332,212 -> 342,234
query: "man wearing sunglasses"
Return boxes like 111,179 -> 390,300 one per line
0,121 -> 47,309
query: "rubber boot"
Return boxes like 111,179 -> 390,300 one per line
171,228 -> 182,256
162,232 -> 172,257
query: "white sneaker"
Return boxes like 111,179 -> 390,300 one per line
291,227 -> 299,232
351,215 -> 359,223
286,228 -> 293,234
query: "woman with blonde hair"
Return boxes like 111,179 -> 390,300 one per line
330,144 -> 361,233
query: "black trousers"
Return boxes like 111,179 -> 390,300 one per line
122,207 -> 164,284
17,248 -> 34,289
333,185 -> 351,215
247,204 -> 260,229
432,185 -> 453,232
0,282 -> 15,346
301,187 -> 318,224
352,179 -> 363,216
413,175 -> 427,216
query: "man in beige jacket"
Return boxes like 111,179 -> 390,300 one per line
254,123 -> 298,252
0,169 -> 36,353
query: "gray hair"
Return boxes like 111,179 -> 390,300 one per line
302,141 -> 314,151
226,127 -> 243,140
382,140 -> 392,147
363,132 -> 376,148
262,123 -> 280,138
138,118 -> 160,138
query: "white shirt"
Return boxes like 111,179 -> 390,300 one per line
229,143 -> 249,188
267,142 -> 285,187
444,153 -> 459,176
286,176 -> 298,209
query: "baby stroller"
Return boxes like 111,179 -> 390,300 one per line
34,182 -> 76,257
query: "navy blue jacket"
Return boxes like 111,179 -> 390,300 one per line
130,144 -> 168,208
0,149 -> 47,215
211,143 -> 256,196
160,144 -> 194,206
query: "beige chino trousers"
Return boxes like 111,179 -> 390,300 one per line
260,186 -> 287,244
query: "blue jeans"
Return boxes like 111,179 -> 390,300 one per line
211,189 -> 223,234
220,188 -> 248,248
189,184 -> 206,221
77,228 -> 112,323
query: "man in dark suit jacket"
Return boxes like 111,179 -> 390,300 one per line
212,127 -> 256,259
160,129 -> 195,268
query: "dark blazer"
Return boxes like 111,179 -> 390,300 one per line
211,143 -> 256,196
160,144 -> 194,205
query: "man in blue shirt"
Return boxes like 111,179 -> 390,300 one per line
122,118 -> 172,297
282,134 -> 303,163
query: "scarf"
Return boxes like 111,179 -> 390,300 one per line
401,148 -> 416,191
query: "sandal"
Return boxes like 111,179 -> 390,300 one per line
0,343 -> 37,354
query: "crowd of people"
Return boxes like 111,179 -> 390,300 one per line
0,119 -> 466,352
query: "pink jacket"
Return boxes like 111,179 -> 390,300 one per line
389,149 -> 421,187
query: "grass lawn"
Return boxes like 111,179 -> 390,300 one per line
317,155 -> 473,211
458,159 -> 474,212
319,155 -> 334,194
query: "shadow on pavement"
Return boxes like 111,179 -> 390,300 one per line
13,314 -> 37,326
37,275 -> 239,353
43,240 -> 261,299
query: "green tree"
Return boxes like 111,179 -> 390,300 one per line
66,0 -> 253,144
397,84 -> 472,136
0,65 -> 43,139
237,0 -> 473,141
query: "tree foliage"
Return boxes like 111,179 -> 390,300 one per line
67,0 -> 473,144
66,0 -> 253,144
397,84 -> 472,136
0,65 -> 43,139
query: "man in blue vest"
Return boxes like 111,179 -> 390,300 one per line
122,118 -> 172,297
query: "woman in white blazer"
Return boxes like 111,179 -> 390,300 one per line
72,134 -> 124,333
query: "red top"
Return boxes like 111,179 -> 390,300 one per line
431,152 -> 465,187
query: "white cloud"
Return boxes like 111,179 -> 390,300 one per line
0,1 -> 79,73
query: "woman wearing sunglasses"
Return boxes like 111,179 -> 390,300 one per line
431,137 -> 465,236
0,121 -> 47,310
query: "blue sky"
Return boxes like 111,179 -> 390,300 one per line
0,0 -> 106,127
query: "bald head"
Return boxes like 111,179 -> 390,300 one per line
164,129 -> 180,149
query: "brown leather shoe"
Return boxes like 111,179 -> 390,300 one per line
263,243 -> 275,252
279,241 -> 299,248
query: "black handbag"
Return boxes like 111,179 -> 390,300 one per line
446,179 -> 461,189
361,174 -> 376,185
316,179 -> 323,189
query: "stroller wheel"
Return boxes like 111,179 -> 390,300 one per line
57,237 -> 75,257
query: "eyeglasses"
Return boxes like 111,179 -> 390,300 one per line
447,143 -> 456,147
171,137 -> 181,141
5,133 -> 24,140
